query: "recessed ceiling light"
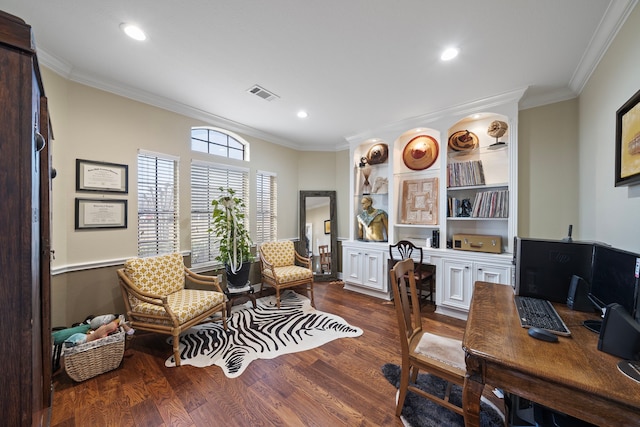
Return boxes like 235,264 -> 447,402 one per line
120,23 -> 146,41
440,47 -> 459,61
297,111 -> 308,119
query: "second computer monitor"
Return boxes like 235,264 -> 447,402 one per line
590,244 -> 639,318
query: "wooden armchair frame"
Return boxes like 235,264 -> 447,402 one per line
117,258 -> 227,366
259,241 -> 315,308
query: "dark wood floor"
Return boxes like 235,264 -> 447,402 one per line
50,282 -> 478,427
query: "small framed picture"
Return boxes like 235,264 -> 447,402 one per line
615,88 -> 640,187
324,220 -> 331,234
75,198 -> 128,230
76,159 -> 128,193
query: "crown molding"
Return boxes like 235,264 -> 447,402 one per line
569,0 -> 638,95
345,87 -> 527,144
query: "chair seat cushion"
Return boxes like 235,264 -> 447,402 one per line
132,289 -> 225,325
263,265 -> 313,283
414,332 -> 465,371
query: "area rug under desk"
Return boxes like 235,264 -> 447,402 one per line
165,290 -> 363,377
381,363 -> 504,427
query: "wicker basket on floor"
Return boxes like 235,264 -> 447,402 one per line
64,329 -> 125,382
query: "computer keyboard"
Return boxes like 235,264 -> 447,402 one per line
514,296 -> 571,336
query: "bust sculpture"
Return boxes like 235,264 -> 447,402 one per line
357,196 -> 388,242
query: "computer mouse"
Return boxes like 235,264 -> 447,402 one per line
527,327 -> 559,342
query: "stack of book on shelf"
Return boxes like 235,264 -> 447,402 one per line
471,189 -> 509,218
447,160 -> 486,187
448,189 -> 509,218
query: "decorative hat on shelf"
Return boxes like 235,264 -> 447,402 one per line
448,130 -> 479,152
366,143 -> 388,165
402,135 -> 439,170
487,120 -> 508,148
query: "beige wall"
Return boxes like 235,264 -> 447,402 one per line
518,99 -> 580,239
578,4 -> 640,253
297,149 -> 351,240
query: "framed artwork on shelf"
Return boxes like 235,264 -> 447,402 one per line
324,220 -> 331,234
76,158 -> 129,193
400,177 -> 438,225
615,88 -> 640,187
75,198 -> 128,230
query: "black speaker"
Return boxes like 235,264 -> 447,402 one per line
431,229 -> 439,249
598,303 -> 640,360
566,275 -> 593,312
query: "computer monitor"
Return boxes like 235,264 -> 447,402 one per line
514,237 -> 594,303
589,244 -> 640,319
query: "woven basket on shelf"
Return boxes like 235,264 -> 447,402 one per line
64,329 -> 125,382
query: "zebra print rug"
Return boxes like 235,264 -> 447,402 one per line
165,290 -> 363,377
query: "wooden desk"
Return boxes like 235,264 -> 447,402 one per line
462,282 -> 640,427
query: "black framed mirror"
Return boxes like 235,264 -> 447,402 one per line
299,191 -> 337,282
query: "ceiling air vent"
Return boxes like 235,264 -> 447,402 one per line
247,84 -> 279,101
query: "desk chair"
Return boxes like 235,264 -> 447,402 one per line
389,258 -> 466,418
389,240 -> 435,309
318,244 -> 331,273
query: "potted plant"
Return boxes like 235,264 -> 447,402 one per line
209,187 -> 254,287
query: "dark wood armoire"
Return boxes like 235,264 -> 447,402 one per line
0,10 -> 53,426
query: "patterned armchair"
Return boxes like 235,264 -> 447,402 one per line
259,241 -> 314,308
117,253 -> 227,366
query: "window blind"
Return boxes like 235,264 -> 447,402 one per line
256,171 -> 277,244
137,152 -> 179,257
191,161 -> 249,267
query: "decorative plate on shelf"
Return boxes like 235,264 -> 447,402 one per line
448,130 -> 479,151
366,143 -> 388,165
402,135 -> 439,170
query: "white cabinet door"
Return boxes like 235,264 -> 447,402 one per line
344,247 -> 364,285
441,258 -> 473,311
474,262 -> 511,285
342,245 -> 389,298
361,250 -> 386,291
438,255 -> 513,318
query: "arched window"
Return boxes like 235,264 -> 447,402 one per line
191,127 -> 247,160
